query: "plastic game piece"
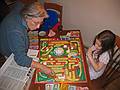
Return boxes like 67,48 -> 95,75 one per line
39,31 -> 46,36
63,45 -> 67,48
48,55 -> 51,58
43,62 -> 47,65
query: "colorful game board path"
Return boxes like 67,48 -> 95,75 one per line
29,30 -> 91,90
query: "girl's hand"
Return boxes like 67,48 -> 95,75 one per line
87,47 -> 92,55
87,45 -> 96,55
87,46 -> 92,55
91,45 -> 96,51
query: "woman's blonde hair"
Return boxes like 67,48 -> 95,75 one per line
21,2 -> 48,19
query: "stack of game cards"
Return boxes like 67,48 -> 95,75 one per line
28,31 -> 39,50
45,84 -> 77,90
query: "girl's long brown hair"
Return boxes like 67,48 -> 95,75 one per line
93,30 -> 116,58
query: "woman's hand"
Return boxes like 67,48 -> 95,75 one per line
48,29 -> 56,37
31,61 -> 55,76
39,64 -> 55,76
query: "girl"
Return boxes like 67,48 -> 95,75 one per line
87,30 -> 116,80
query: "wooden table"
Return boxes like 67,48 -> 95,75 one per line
29,30 -> 91,90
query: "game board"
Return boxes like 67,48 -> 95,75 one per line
35,31 -> 87,84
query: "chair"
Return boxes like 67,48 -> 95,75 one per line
44,2 -> 63,23
91,35 -> 120,90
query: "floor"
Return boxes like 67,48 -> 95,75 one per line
91,77 -> 120,90
105,77 -> 120,90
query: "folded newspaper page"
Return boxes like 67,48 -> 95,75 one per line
0,49 -> 39,90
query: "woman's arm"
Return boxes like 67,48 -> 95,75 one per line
8,31 -> 54,76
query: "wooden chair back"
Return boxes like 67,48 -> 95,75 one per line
101,35 -> 120,87
91,35 -> 120,90
44,2 -> 63,24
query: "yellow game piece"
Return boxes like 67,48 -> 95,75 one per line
60,84 -> 68,90
40,38 -> 48,41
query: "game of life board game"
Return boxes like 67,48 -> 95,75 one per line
35,31 -> 87,84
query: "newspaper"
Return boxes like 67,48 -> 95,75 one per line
0,49 -> 39,90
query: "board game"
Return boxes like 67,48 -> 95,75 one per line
35,31 -> 87,84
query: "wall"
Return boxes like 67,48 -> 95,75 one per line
59,0 -> 120,47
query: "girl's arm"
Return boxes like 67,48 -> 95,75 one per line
87,46 -> 106,72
